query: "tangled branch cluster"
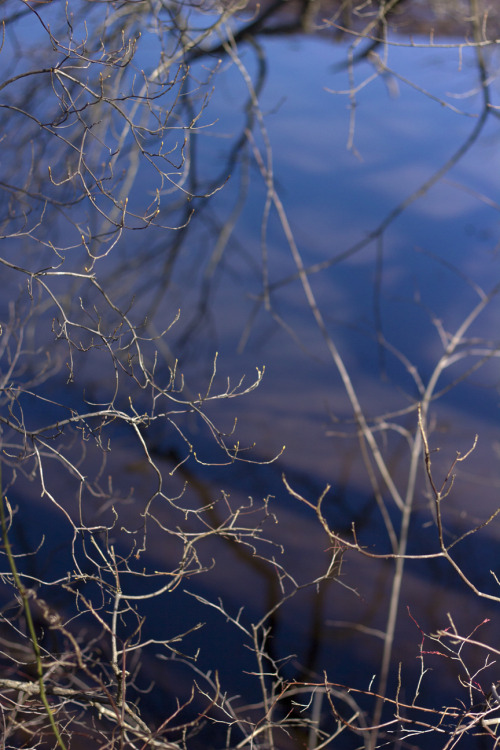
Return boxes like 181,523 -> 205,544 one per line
0,1 -> 499,749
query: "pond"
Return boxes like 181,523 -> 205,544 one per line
1,1 -> 500,748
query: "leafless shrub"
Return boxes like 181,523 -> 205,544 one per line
0,1 -> 499,749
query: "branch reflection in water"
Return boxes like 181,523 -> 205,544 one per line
0,1 -> 499,748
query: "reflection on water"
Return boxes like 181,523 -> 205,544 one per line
1,1 -> 500,747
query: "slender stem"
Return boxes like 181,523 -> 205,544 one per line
0,464 -> 68,750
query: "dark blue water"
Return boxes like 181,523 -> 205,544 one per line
2,3 -> 500,747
